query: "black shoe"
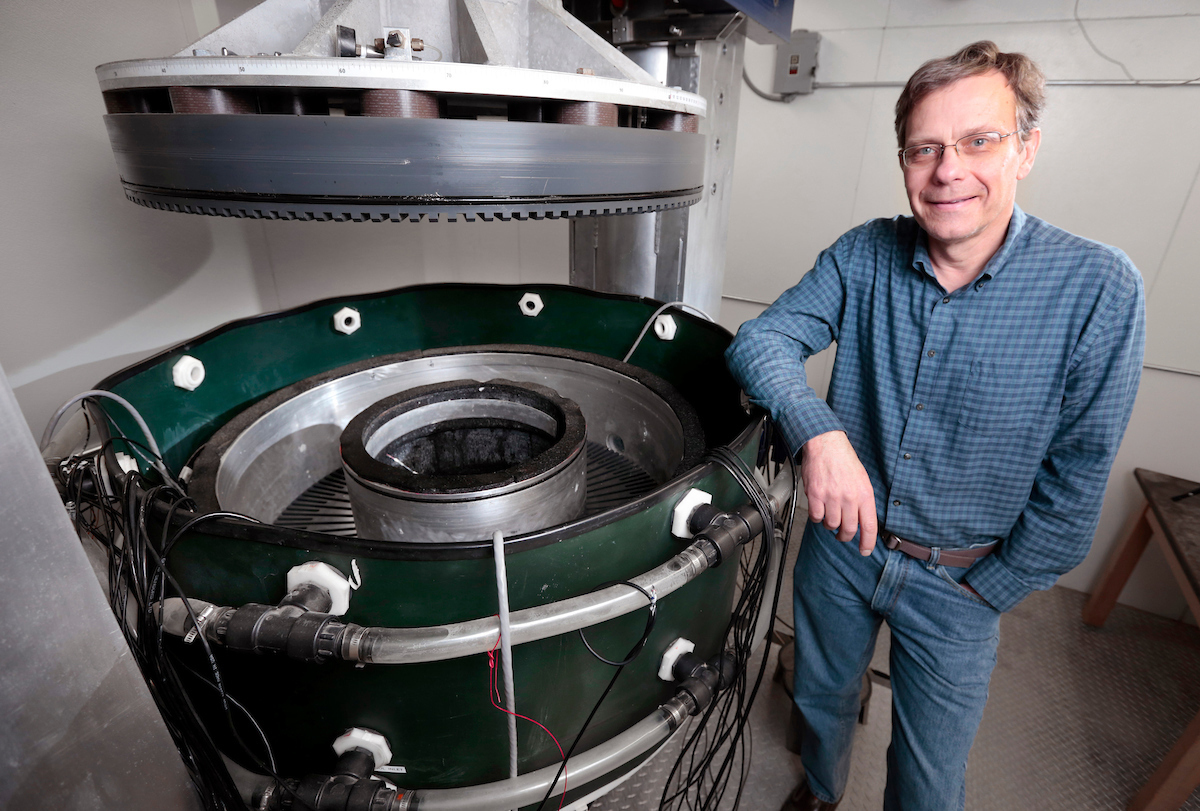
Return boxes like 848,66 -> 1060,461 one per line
779,779 -> 840,811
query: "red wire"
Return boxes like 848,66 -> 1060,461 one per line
488,634 -> 568,810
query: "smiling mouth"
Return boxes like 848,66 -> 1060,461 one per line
928,196 -> 976,206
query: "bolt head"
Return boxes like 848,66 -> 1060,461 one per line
518,293 -> 544,317
172,356 -> 205,391
654,314 -> 677,341
333,307 -> 361,335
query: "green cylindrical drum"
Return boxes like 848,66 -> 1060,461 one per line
94,284 -> 763,807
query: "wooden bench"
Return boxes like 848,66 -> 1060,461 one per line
1083,468 -> 1200,811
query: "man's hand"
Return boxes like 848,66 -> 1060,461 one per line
801,431 -> 878,555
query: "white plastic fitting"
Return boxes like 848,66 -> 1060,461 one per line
518,292 -> 544,317
172,355 -> 205,391
332,728 -> 393,771
286,561 -> 352,616
658,637 -> 696,681
671,488 -> 713,539
114,452 -> 139,474
654,314 -> 677,341
333,307 -> 361,335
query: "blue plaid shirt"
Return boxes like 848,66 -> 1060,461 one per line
726,206 -> 1145,612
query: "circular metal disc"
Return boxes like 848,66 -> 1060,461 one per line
104,115 -> 705,221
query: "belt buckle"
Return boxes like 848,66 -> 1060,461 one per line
883,533 -> 903,551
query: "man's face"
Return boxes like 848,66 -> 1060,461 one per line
901,70 -> 1040,252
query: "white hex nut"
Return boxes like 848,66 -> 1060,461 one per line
654,314 -> 677,341
658,638 -> 696,682
333,307 -> 361,335
671,488 -> 713,539
518,293 -> 544,317
172,355 -> 205,391
333,728 -> 392,771
287,561 -> 352,616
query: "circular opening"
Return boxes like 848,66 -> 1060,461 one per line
372,401 -> 559,478
190,365 -> 202,382
342,378 -> 587,496
344,315 -> 356,327
199,348 -> 706,526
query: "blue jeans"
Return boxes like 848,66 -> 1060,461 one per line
792,522 -> 1001,810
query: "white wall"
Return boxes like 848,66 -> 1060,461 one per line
722,0 -> 1200,618
0,0 -> 569,437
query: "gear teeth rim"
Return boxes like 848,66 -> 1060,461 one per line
123,189 -> 704,222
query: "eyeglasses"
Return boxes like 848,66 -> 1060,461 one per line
899,130 -> 1021,169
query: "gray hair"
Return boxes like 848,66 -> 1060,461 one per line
895,41 -> 1045,147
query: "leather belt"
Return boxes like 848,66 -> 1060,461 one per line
882,532 -> 997,569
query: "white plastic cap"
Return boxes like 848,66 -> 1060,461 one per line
172,356 -> 205,391
671,488 -> 713,539
332,728 -> 392,770
333,307 -> 361,335
654,314 -> 677,341
518,292 -> 544,317
286,561 -> 352,616
658,638 -> 696,681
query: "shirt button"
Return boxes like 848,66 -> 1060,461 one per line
927,350 -> 936,357
915,403 -> 924,410
942,297 -> 951,304
893,500 -> 902,506
903,453 -> 912,460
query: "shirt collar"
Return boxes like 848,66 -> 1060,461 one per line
910,203 -> 1028,286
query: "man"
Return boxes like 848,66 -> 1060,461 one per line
726,41 -> 1145,811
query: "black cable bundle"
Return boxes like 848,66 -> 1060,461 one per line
53,402 -> 278,810
658,435 -> 799,811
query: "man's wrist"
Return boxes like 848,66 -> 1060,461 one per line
803,430 -> 847,453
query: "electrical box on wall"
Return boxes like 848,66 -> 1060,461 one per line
774,29 -> 820,95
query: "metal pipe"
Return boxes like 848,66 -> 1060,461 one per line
407,697 -> 690,811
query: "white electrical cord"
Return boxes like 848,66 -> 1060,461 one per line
492,530 -> 520,790
622,301 -> 715,363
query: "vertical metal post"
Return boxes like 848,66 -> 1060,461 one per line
568,26 -> 745,318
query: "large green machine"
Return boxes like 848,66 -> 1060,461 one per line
85,283 -> 789,810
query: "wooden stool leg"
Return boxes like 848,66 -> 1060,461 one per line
1082,504 -> 1153,627
1128,709 -> 1200,811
